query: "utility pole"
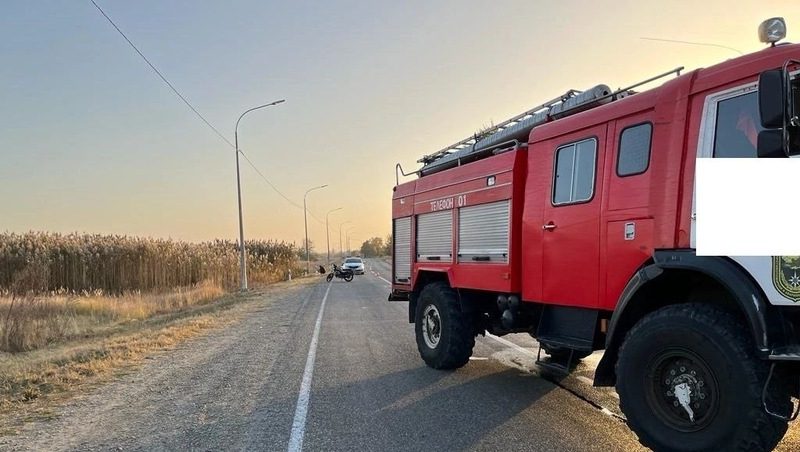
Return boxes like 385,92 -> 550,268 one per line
345,226 -> 356,257
303,184 -> 328,275
234,99 -> 285,290
338,220 -> 351,260
325,207 -> 342,262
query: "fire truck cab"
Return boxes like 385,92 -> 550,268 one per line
390,18 -> 800,451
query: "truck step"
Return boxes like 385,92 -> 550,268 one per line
536,336 -> 593,352
534,358 -> 571,375
768,346 -> 800,361
534,343 -> 577,375
535,305 -> 597,352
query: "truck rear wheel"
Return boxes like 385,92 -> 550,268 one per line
616,303 -> 790,452
414,282 -> 474,370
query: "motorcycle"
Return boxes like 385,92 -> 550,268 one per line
326,263 -> 354,282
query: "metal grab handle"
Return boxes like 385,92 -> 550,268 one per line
542,222 -> 557,231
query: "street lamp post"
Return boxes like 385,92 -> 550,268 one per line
325,207 -> 343,262
303,184 -> 328,275
338,220 -> 351,259
345,226 -> 356,256
234,99 -> 285,291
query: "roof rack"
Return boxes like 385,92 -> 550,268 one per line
413,67 -> 684,178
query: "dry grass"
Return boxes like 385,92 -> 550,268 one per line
0,231 -> 301,294
0,277 -> 317,433
0,282 -> 223,353
0,313 -> 222,432
0,230 -> 302,354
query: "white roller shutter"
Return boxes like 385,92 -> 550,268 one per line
458,200 -> 510,263
416,211 -> 453,262
393,217 -> 412,283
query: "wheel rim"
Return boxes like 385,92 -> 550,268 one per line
645,348 -> 720,432
422,304 -> 442,349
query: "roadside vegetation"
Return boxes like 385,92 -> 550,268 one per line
0,231 -> 301,353
0,278 -> 316,434
0,231 -> 310,431
358,234 -> 392,258
0,231 -> 298,295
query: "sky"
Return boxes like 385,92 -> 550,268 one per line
1,1 -> 797,250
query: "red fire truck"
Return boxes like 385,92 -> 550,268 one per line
390,18 -> 800,451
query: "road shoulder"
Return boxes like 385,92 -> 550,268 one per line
0,277 -> 319,438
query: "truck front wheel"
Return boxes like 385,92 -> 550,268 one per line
414,282 -> 474,370
616,303 -> 790,452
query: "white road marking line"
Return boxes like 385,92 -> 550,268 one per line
376,275 -> 392,285
488,333 -> 622,417
287,282 -> 332,452
487,334 -> 599,387
485,332 -> 538,359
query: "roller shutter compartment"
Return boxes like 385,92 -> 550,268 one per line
458,200 -> 510,263
416,211 -> 453,262
393,217 -> 412,283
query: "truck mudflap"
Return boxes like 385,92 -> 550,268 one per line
595,250 -> 785,387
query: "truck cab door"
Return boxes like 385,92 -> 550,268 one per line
540,125 -> 606,308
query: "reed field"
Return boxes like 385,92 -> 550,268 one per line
0,232 -> 299,294
0,232 -> 302,353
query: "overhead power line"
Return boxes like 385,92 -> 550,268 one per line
89,0 -> 234,148
238,152 -> 325,224
88,0 -> 326,225
640,37 -> 744,55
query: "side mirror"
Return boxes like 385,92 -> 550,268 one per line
757,129 -> 785,158
759,70 -> 786,129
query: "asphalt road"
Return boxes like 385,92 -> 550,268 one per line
5,258 -> 794,451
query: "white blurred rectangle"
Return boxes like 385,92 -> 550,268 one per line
695,158 -> 800,256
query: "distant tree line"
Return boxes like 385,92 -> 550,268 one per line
359,234 -> 392,258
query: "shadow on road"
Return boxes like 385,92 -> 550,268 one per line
304,364 -> 554,450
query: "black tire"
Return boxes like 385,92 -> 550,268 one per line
414,282 -> 475,370
344,273 -> 353,282
542,344 -> 592,361
616,303 -> 791,452
326,273 -> 333,282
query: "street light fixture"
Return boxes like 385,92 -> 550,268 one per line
338,220 -> 352,259
303,184 -> 328,274
325,207 -> 343,262
234,99 -> 285,291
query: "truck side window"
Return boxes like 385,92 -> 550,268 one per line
553,138 -> 597,205
617,123 -> 652,176
713,92 -> 764,158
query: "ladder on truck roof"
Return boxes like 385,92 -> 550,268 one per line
409,67 -> 684,179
